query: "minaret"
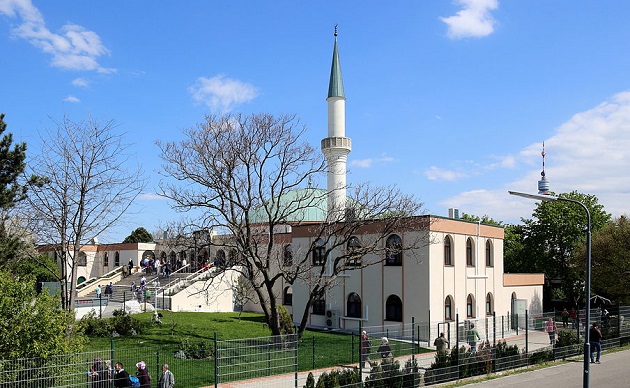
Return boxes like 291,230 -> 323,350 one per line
321,26 -> 352,221
538,142 -> 550,194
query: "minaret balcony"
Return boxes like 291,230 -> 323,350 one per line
321,137 -> 352,151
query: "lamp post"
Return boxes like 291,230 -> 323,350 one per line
508,191 -> 591,388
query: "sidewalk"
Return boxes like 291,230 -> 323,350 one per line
213,330 -> 553,388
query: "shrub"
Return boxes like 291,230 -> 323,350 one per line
179,338 -> 215,359
556,329 -> 580,347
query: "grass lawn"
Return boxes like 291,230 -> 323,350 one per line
83,311 -> 430,387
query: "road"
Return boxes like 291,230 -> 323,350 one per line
466,349 -> 630,387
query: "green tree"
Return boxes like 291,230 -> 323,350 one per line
123,227 -> 154,243
460,213 -> 503,226
571,215 -> 630,304
505,191 -> 610,307
0,272 -> 85,359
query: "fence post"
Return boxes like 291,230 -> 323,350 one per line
110,339 -> 115,373
214,332 -> 218,388
525,310 -> 528,356
156,350 -> 160,382
312,336 -> 315,370
515,313 -> 519,336
411,317 -> 415,354
455,313 -> 459,367
493,312 -> 496,347
351,333 -> 355,364
294,334 -> 298,388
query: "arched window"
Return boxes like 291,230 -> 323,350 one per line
466,238 -> 475,267
385,234 -> 402,266
467,294 -> 475,318
283,286 -> 293,306
312,293 -> 326,315
215,249 -> 226,266
347,292 -> 362,318
347,236 -> 361,266
103,252 -> 109,267
445,295 -> 453,321
485,240 -> 493,267
77,252 -> 87,267
444,235 -> 453,266
115,251 -> 120,267
385,295 -> 403,321
283,244 -> 293,267
486,293 -> 494,315
312,238 -> 325,266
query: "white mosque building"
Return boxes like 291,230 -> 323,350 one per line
50,31 -> 543,332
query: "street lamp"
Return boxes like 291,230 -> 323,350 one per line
508,190 -> 592,388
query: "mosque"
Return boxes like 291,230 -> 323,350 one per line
48,31 -> 544,332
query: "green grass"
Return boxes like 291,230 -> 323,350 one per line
83,311 -> 430,387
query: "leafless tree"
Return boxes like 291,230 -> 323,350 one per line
157,113 -> 427,335
26,116 -> 146,310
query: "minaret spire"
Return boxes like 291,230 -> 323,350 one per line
322,27 -> 351,221
538,142 -> 550,194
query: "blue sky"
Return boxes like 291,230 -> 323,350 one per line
2,0 -> 630,243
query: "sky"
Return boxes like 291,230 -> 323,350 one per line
2,0 -> 630,243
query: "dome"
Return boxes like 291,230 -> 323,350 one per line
249,188 -> 328,224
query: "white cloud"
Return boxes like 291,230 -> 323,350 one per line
138,193 -> 167,201
424,166 -> 467,181
442,91 -> 630,222
350,154 -> 394,168
0,0 -> 113,72
63,95 -> 80,103
72,77 -> 90,88
440,0 -> 499,39
189,74 -> 258,113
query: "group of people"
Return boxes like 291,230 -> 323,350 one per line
95,283 -> 114,299
360,331 -> 394,368
90,358 -> 175,388
545,315 -> 604,363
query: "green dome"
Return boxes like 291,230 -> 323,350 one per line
249,188 -> 328,224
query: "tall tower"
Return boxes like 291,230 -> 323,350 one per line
538,142 -> 550,194
321,27 -> 352,221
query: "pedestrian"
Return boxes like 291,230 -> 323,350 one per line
136,361 -> 151,388
570,309 -> 578,329
360,330 -> 372,368
467,323 -> 481,352
95,285 -> 102,299
157,363 -> 175,388
377,337 -> 393,360
113,362 -> 130,388
561,308 -> 569,328
545,317 -> 557,345
106,282 -> 114,299
433,332 -> 450,354
128,258 -> 134,274
590,323 -> 602,363
89,357 -> 107,388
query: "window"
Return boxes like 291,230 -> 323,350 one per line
444,235 -> 453,266
115,251 -> 120,267
346,236 -> 361,266
467,294 -> 475,318
466,238 -> 475,267
385,295 -> 403,321
485,240 -> 493,267
312,238 -> 325,266
103,252 -> 109,267
445,296 -> 453,321
486,293 -> 494,315
215,249 -> 226,266
347,292 -> 362,318
77,252 -> 87,267
283,286 -> 293,306
312,293 -> 326,315
228,249 -> 238,266
385,234 -> 402,266
283,244 -> 293,267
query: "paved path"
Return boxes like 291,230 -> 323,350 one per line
466,348 -> 630,387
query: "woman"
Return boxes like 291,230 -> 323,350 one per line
377,337 -> 393,360
136,361 -> 151,388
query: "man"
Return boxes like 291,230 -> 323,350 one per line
590,323 -> 603,363
113,362 -> 130,388
434,332 -> 450,354
467,323 -> 481,352
158,364 -> 175,388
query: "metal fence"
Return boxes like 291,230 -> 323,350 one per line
2,307 -> 629,388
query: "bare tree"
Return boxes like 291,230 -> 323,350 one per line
157,113 -> 427,335
26,116 -> 146,310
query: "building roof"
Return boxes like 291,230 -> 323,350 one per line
249,188 -> 328,224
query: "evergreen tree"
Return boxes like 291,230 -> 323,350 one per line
122,227 -> 154,243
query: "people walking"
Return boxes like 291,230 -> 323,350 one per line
434,332 -> 450,354
113,362 -> 130,388
157,364 -> 175,388
377,337 -> 393,360
467,323 -> 481,352
590,323 -> 603,363
360,330 -> 372,368
545,317 -> 557,345
561,308 -> 569,328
